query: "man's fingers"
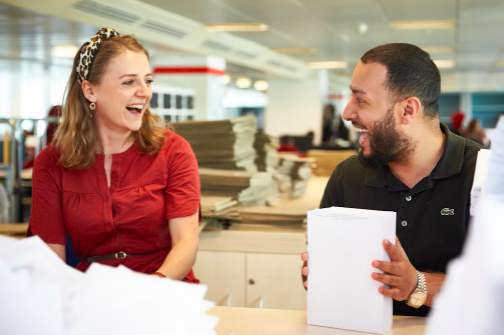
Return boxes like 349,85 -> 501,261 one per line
383,239 -> 404,262
301,252 -> 309,262
303,280 -> 308,289
372,260 -> 401,275
371,272 -> 400,286
302,266 -> 309,276
378,286 -> 402,300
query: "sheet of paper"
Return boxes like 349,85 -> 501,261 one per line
307,206 -> 396,334
426,116 -> 504,335
470,149 -> 490,216
0,235 -> 218,335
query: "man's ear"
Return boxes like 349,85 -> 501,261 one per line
81,80 -> 97,103
398,97 -> 421,125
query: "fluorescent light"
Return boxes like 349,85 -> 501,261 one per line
206,23 -> 269,32
52,45 -> 79,58
222,74 -> 231,84
358,23 -> 368,35
254,80 -> 268,91
235,77 -> 252,89
421,46 -> 454,54
390,21 -> 454,30
271,48 -> 316,55
308,61 -> 348,69
434,60 -> 455,69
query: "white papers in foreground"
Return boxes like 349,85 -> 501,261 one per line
426,116 -> 504,335
307,207 -> 396,334
0,235 -> 218,335
469,148 -> 490,216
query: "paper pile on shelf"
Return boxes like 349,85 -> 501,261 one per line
426,116 -> 504,335
277,154 -> 315,198
200,195 -> 238,217
237,204 -> 307,229
174,116 -> 258,172
254,132 -> 279,173
0,235 -> 218,335
199,168 -> 277,207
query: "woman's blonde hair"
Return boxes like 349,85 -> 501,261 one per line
54,35 -> 166,169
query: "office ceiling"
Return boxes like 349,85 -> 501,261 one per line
2,0 -> 504,91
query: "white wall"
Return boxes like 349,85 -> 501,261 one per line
0,59 -> 71,119
265,73 -> 325,144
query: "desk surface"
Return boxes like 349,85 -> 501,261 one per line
207,307 -> 426,335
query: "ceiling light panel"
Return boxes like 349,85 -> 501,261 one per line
206,23 -> 269,32
390,21 -> 454,30
308,61 -> 348,69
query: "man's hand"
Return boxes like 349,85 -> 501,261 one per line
371,237 -> 418,301
301,252 -> 308,289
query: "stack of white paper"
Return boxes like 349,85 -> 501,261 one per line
307,207 -> 396,334
426,116 -> 504,335
0,235 -> 219,335
469,149 -> 490,216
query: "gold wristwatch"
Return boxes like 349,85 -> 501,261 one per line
406,270 -> 427,308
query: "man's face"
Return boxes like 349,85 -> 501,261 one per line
342,61 -> 413,168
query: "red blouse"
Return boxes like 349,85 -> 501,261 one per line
29,130 -> 200,282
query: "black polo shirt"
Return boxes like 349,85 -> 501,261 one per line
320,123 -> 483,317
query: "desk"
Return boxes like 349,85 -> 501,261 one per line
208,307 -> 426,335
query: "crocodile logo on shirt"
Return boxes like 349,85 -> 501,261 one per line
441,208 -> 455,215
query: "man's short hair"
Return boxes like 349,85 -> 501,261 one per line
361,43 -> 441,119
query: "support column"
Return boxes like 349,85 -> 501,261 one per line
265,70 -> 328,145
151,55 -> 226,121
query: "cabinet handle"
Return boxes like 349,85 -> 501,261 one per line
248,279 -> 255,285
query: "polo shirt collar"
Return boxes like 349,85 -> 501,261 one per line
364,122 -> 465,188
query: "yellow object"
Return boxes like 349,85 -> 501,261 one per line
3,131 -> 9,164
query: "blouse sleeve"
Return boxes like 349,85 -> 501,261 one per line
29,147 -> 66,245
165,134 -> 200,220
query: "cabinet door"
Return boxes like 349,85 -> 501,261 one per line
193,251 -> 246,307
246,253 -> 307,310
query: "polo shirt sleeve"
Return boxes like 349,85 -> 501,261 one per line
29,147 -> 66,245
320,162 -> 344,208
165,134 -> 200,220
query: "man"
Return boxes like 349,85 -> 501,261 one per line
301,43 -> 483,317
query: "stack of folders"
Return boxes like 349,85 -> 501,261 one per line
307,207 -> 396,334
254,132 -> 280,173
174,116 -> 258,173
277,154 -> 314,198
199,168 -> 278,206
0,235 -> 218,335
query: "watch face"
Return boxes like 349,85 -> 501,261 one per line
409,292 -> 427,307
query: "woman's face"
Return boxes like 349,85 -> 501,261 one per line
92,50 -> 152,133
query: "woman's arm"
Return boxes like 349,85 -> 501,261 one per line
155,210 -> 199,280
48,243 -> 66,262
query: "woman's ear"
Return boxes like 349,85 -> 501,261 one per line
81,80 -> 97,103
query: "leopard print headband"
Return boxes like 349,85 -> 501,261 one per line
76,27 -> 121,84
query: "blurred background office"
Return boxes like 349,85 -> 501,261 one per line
0,0 -> 503,311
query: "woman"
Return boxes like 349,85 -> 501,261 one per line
464,119 -> 489,147
29,28 -> 200,282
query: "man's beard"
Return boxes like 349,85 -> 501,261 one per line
358,108 -> 414,169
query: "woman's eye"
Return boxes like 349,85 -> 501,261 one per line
146,79 -> 154,85
123,80 -> 134,85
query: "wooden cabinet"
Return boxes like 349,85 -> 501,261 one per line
246,253 -> 306,310
193,228 -> 307,310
